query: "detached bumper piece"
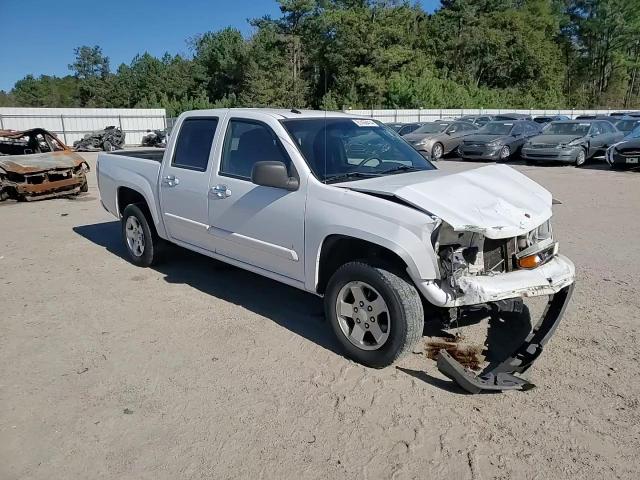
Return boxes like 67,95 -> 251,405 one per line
437,284 -> 574,394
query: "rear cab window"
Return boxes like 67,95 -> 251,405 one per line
172,117 -> 219,171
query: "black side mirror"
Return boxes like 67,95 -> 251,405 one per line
252,161 -> 299,191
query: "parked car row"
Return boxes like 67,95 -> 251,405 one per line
388,114 -> 640,169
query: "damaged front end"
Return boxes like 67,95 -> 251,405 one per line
421,219 -> 575,393
0,129 -> 90,201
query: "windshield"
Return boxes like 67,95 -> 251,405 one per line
624,125 -> 640,139
281,118 -> 435,183
413,122 -> 449,134
543,122 -> 591,136
616,120 -> 639,132
478,121 -> 514,135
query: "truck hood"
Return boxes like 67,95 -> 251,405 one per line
338,165 -> 552,239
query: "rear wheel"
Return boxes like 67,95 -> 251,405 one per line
324,261 -> 424,368
121,204 -> 161,267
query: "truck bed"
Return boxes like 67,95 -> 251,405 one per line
110,149 -> 165,162
97,150 -> 164,222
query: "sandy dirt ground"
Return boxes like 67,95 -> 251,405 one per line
1,152 -> 640,479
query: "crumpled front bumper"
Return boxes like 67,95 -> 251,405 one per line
417,254 -> 576,393
437,283 -> 574,393
417,254 -> 575,308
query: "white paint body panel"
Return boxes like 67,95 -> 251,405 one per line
97,108 -> 575,306
339,165 -> 552,239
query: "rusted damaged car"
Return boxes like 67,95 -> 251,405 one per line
0,128 -> 89,201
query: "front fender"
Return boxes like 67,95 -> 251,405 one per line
304,182 -> 441,292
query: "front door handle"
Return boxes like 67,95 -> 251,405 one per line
162,175 -> 180,187
210,184 -> 232,199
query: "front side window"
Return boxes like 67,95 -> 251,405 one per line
220,119 -> 290,179
591,123 -> 603,136
172,118 -> 218,171
281,118 -> 434,183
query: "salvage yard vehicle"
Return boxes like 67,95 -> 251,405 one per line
521,120 -> 623,166
606,128 -> 640,169
74,126 -> 125,152
386,122 -> 425,136
459,120 -> 542,161
0,128 -> 89,201
533,115 -> 570,125
97,108 -> 575,393
614,118 -> 640,136
402,120 -> 479,160
455,114 -> 494,127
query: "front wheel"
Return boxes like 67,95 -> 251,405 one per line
431,142 -> 444,161
575,148 -> 587,167
324,262 -> 424,368
121,204 -> 161,267
498,145 -> 511,162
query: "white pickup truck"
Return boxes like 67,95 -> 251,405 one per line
97,108 -> 575,393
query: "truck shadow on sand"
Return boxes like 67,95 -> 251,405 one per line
74,221 -> 536,394
73,220 -> 342,357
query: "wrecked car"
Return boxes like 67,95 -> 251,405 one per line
0,128 -> 89,201
522,120 -> 623,166
97,109 -> 575,393
73,126 -> 125,152
141,129 -> 167,148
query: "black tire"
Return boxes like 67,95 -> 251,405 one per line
575,148 -> 587,167
324,261 -> 424,368
121,203 -> 160,267
80,180 -> 89,193
431,142 -> 444,161
525,159 -> 538,165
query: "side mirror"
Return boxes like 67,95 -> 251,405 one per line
252,161 -> 299,191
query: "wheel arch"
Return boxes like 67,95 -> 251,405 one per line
314,234 -> 425,295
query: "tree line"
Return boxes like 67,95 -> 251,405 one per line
1,0 -> 639,117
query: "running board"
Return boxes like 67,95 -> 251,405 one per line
436,284 -> 574,394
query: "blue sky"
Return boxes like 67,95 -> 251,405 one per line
1,0 -> 440,91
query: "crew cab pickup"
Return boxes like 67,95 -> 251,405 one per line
97,109 -> 575,393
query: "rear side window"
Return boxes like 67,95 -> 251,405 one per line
220,119 -> 290,179
172,117 -> 219,171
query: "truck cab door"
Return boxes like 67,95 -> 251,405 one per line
159,116 -> 220,250
207,115 -> 306,282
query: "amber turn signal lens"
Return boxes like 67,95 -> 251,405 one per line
518,254 -> 541,269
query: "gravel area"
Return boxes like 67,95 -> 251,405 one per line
1,153 -> 639,479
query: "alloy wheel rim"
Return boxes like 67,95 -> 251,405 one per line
433,144 -> 443,159
125,216 -> 145,257
500,146 -> 510,159
335,281 -> 390,351
576,150 -> 585,165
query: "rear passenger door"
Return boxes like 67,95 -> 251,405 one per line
159,116 -> 219,250
206,115 -> 306,281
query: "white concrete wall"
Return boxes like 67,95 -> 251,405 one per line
345,108 -> 619,123
0,108 -> 167,146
